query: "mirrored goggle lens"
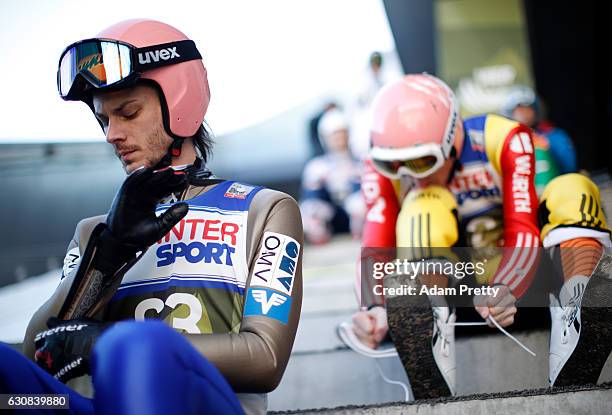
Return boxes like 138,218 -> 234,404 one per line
374,155 -> 440,177
59,41 -> 132,98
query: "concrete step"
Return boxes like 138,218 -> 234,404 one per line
272,384 -> 612,415
269,330 -> 612,411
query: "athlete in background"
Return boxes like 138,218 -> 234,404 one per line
300,109 -> 364,244
351,74 -> 611,398
0,19 -> 303,415
504,85 -> 577,194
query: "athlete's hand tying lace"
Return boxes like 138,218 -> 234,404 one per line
474,284 -> 517,327
352,306 -> 389,349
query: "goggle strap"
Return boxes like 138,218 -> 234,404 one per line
133,40 -> 202,72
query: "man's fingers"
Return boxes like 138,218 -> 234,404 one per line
473,294 -> 490,309
370,308 -> 388,342
488,286 -> 514,306
496,314 -> 515,328
487,286 -> 516,327
373,327 -> 388,343
352,320 -> 379,348
475,305 -> 490,320
351,323 -> 378,349
352,312 -> 374,335
474,285 -> 516,328
489,295 -> 515,310
490,306 -> 517,325
351,322 -> 371,339
149,169 -> 188,197
157,203 -> 189,238
371,308 -> 387,328
476,305 -> 497,327
489,304 -> 517,318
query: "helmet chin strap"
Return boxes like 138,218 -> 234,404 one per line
170,137 -> 184,159
151,137 -> 213,188
153,137 -> 185,170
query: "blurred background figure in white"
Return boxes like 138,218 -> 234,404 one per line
359,52 -> 386,106
307,101 -> 339,159
300,109 -> 364,244
349,51 -> 402,160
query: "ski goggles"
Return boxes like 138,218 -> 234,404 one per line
57,38 -> 201,100
370,143 -> 448,179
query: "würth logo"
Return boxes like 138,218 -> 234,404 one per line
138,47 -> 180,64
509,132 -> 533,154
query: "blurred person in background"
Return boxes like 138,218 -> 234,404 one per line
358,52 -> 386,107
307,101 -> 338,158
350,74 -> 611,399
0,19 -> 303,415
300,109 -> 364,244
349,51 -> 402,160
503,85 -> 577,194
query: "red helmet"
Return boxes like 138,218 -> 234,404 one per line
58,19 -> 210,139
369,74 -> 463,179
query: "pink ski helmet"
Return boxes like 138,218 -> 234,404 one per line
369,74 -> 463,179
58,19 -> 210,140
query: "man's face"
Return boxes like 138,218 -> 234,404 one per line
512,105 -> 537,128
413,157 -> 455,188
93,84 -> 172,174
325,129 -> 349,153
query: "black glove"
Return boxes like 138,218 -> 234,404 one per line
34,318 -> 107,383
93,166 -> 189,275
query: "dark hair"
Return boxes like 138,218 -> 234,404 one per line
370,51 -> 383,67
192,122 -> 214,163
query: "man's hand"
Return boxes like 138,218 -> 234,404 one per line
94,166 -> 189,275
352,306 -> 388,349
34,318 -> 107,383
474,285 -> 517,328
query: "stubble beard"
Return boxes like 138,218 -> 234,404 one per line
124,123 -> 173,174
145,124 -> 173,168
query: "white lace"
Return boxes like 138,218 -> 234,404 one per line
336,322 -> 398,358
338,312 -> 537,402
432,310 -> 536,357
486,315 -> 536,357
374,359 -> 412,401
336,322 -> 410,400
